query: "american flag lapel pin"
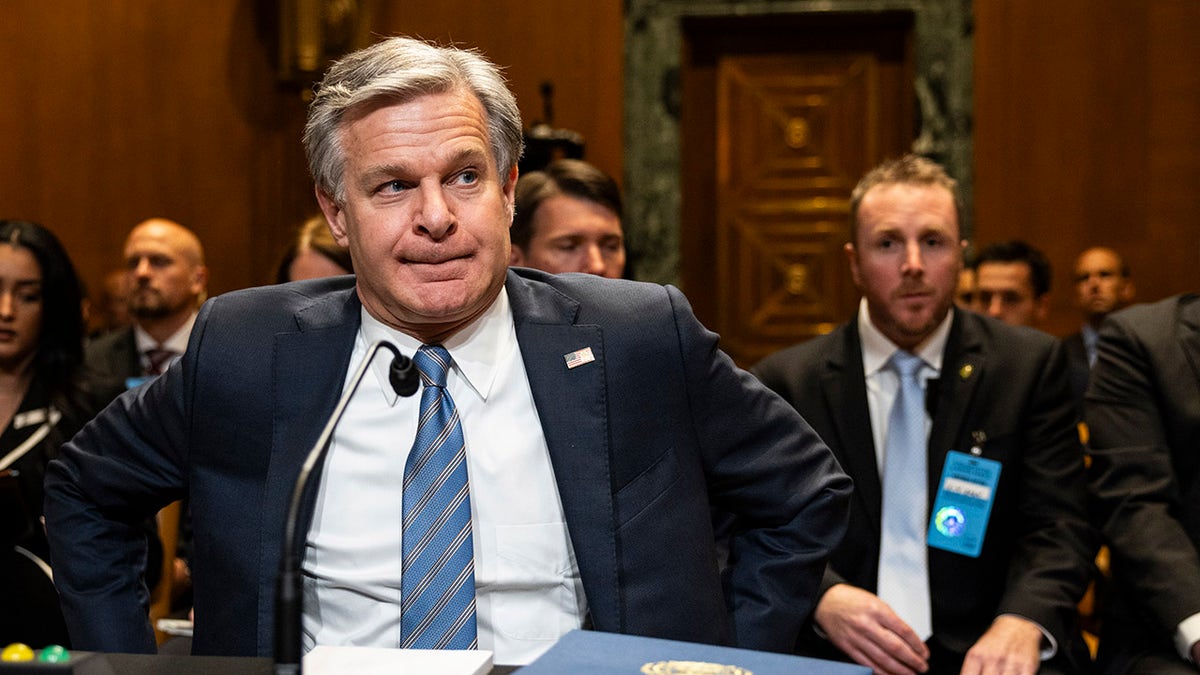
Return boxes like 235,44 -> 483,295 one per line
564,347 -> 595,369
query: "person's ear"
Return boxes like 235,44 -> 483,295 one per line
844,242 -> 862,288
315,188 -> 349,247
509,246 -> 526,267
1035,294 -> 1051,323
502,165 -> 518,221
1120,280 -> 1136,304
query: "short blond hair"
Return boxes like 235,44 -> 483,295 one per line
849,154 -> 962,241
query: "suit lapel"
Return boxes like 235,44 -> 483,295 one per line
1178,295 -> 1200,393
928,310 -> 985,491
506,271 -> 622,634
822,322 -> 884,530
258,288 -> 361,650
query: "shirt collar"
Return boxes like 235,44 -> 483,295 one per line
359,287 -> 514,405
133,312 -> 197,355
1081,323 -> 1099,349
857,296 -> 952,377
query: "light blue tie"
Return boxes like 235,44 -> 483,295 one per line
877,350 -> 933,639
401,345 -> 477,649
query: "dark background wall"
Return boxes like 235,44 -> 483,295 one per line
0,1 -> 1195,338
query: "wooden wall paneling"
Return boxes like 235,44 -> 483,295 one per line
1146,1 -> 1200,298
680,12 -> 915,366
974,0 -> 1200,336
0,1 -> 317,305
372,0 -> 625,188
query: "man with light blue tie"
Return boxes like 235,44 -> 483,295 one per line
753,155 -> 1095,674
44,36 -> 852,666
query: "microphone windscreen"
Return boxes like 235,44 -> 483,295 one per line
389,354 -> 420,397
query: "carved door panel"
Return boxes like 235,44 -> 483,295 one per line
681,13 -> 914,367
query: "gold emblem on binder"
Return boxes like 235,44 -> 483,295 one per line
641,661 -> 752,674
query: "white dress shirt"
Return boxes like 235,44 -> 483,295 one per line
1176,613 -> 1200,662
301,288 -> 586,665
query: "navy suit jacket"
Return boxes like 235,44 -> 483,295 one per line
1086,294 -> 1200,666
753,308 -> 1095,666
45,269 -> 851,657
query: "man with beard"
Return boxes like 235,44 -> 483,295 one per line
753,155 -> 1095,674
86,218 -> 208,389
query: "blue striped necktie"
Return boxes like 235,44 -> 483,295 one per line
401,345 -> 477,649
877,349 -> 933,639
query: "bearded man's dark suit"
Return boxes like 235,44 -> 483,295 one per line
45,268 -> 851,658
753,307 -> 1095,672
84,327 -> 141,384
1086,293 -> 1200,672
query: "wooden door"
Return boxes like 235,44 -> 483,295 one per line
681,12 -> 916,366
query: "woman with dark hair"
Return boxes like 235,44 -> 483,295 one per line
0,219 -> 121,648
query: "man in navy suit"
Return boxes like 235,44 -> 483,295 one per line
44,36 -> 851,665
754,156 -> 1094,674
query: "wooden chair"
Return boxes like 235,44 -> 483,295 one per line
148,500 -> 182,645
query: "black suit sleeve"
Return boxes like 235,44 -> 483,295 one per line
990,338 -> 1096,641
1086,306 -> 1200,640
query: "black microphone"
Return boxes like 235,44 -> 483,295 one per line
274,340 -> 418,675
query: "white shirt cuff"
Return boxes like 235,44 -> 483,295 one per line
1174,612 -> 1200,662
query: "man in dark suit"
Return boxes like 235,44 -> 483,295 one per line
85,218 -> 208,389
754,155 -> 1095,674
1062,247 -> 1134,406
1086,293 -> 1200,673
44,36 -> 851,666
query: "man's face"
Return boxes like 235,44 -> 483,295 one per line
124,222 -> 206,321
510,194 -> 625,278
846,183 -> 962,351
0,244 -> 43,371
976,261 -> 1046,327
318,89 -> 517,342
1073,248 -> 1133,321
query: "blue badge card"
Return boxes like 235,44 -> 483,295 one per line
125,376 -> 153,390
927,450 -> 1001,557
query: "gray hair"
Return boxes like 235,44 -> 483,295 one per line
303,36 -> 524,204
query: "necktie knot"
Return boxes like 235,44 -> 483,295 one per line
144,347 -> 176,376
890,350 -> 924,380
414,345 -> 451,389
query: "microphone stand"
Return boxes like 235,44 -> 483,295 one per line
274,340 -> 418,675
